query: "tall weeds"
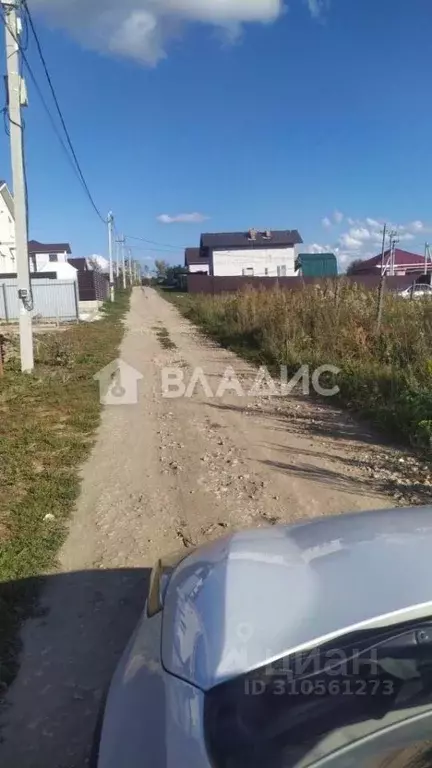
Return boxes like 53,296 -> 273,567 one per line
181,282 -> 432,449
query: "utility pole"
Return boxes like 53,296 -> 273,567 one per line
107,211 -> 114,301
121,235 -> 126,289
115,236 -> 120,282
2,1 -> 34,372
376,223 -> 387,333
128,248 -> 133,286
388,230 -> 398,277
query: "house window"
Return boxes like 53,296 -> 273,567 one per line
49,254 -> 58,262
242,267 -> 254,276
277,265 -> 287,277
264,268 -> 269,276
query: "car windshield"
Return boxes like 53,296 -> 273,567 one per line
205,619 -> 432,768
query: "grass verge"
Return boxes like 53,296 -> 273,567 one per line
160,283 -> 432,452
0,290 -> 130,691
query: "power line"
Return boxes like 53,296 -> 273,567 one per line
22,1 -> 106,224
0,8 -> 99,216
127,244 -> 183,254
124,233 -> 186,250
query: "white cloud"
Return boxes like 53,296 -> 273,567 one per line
157,212 -> 209,224
30,0 -> 284,64
335,214 -> 431,271
305,0 -> 329,19
365,217 -> 381,228
404,220 -> 424,234
333,210 -> 344,225
321,217 -> 332,229
339,234 -> 363,251
306,243 -> 333,253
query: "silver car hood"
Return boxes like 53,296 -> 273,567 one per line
162,506 -> 432,691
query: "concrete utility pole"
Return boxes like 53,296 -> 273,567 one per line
2,1 -> 34,372
388,230 -> 398,277
128,248 -> 133,286
115,236 -> 120,280
376,223 -> 387,333
121,235 -> 126,289
107,211 -> 114,301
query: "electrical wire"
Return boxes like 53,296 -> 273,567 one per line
22,1 -> 106,224
127,244 -> 183,254
2,6 -> 175,254
0,8 -> 98,218
124,233 -> 186,249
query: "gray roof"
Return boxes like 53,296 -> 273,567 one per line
28,240 -> 72,255
185,247 -> 209,266
201,230 -> 303,249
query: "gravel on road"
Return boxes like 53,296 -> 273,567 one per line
0,287 -> 430,767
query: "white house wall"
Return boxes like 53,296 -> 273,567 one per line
35,251 -> 69,271
212,247 -> 297,277
0,198 -> 16,273
189,263 -> 209,274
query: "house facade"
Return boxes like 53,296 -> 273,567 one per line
28,240 -> 73,274
351,249 -> 432,276
198,229 -> 303,277
185,247 -> 210,274
0,181 -> 16,274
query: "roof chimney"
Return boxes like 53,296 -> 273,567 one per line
248,228 -> 257,241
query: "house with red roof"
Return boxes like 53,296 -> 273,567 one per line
350,248 -> 432,276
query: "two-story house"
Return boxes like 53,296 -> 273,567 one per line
0,180 -> 16,274
28,240 -> 77,279
196,229 -> 303,277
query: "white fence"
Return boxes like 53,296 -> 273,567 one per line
0,279 -> 79,322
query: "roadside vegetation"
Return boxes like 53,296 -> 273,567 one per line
0,290 -> 130,690
162,282 -> 432,451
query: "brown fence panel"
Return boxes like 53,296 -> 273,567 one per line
76,271 -> 110,301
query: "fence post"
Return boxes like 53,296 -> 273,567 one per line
2,283 -> 8,322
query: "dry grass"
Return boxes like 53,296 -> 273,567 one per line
167,281 -> 432,449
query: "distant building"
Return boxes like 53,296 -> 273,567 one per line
0,181 -> 16,273
185,247 -> 209,274
350,249 -> 432,276
295,252 -> 338,278
194,229 -> 303,277
28,240 -> 77,279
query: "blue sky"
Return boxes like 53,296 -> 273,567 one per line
2,0 -> 432,270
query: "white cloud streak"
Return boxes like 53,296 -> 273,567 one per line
335,216 -> 430,270
29,0 -> 284,64
157,212 -> 209,224
321,216 -> 332,229
305,0 -> 329,19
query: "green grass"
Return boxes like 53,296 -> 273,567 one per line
160,283 -> 432,451
0,290 -> 130,690
155,326 -> 176,350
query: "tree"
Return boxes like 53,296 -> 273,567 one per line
346,259 -> 364,276
155,259 -> 170,281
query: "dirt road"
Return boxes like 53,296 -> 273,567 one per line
0,287 -> 430,767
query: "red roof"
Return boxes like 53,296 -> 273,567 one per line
352,249 -> 431,273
